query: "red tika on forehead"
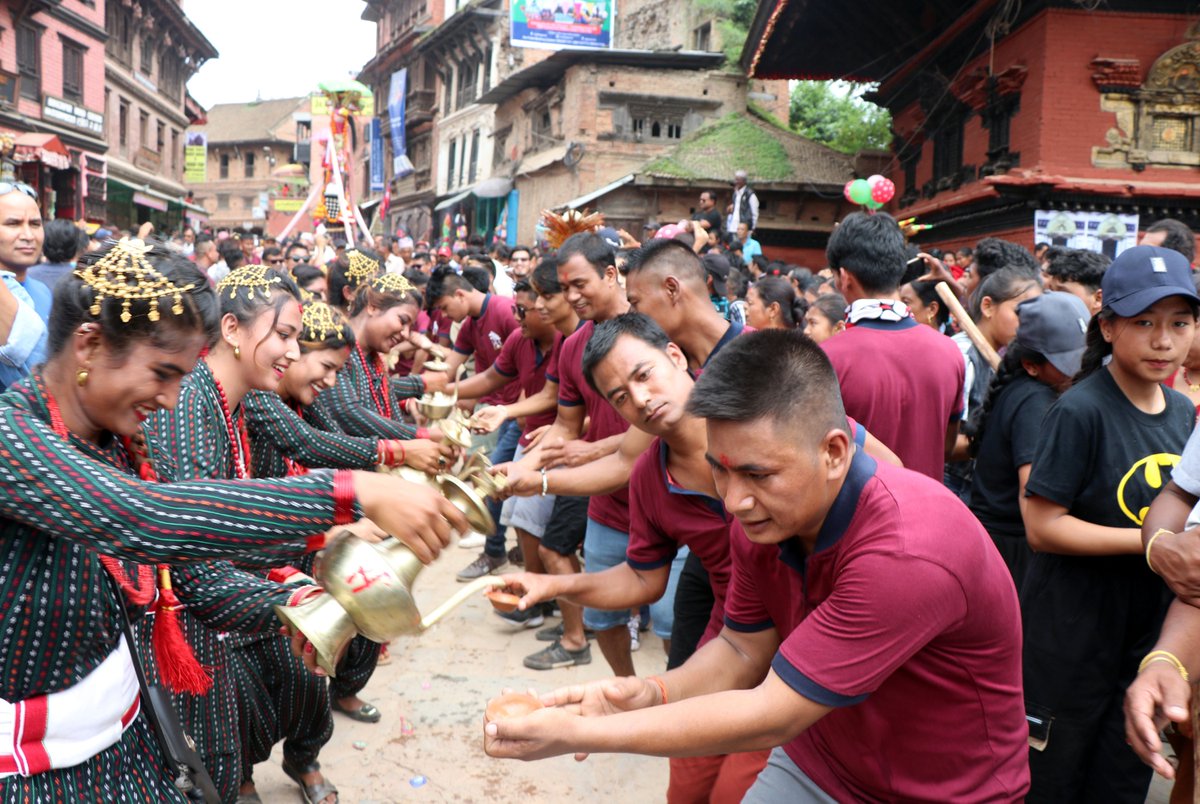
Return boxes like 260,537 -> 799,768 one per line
719,454 -> 733,469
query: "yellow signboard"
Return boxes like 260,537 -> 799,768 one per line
273,198 -> 305,213
184,132 -> 207,183
311,93 -> 375,117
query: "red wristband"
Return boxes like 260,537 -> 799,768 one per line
305,532 -> 327,553
333,469 -> 355,525
648,675 -> 669,706
267,566 -> 314,585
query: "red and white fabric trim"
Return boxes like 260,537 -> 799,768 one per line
0,637 -> 140,778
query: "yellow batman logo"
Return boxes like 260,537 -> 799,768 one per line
1117,453 -> 1181,525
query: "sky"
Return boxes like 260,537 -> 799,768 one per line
183,1 -> 377,108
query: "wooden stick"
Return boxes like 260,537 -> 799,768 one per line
935,282 -> 1001,371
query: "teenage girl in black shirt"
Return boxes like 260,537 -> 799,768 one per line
1019,246 -> 1199,802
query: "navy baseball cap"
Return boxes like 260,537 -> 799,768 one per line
1102,245 -> 1199,316
1016,292 -> 1090,377
597,227 -> 621,249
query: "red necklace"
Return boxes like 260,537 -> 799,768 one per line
356,345 -> 394,419
42,381 -> 157,606
210,371 -> 250,479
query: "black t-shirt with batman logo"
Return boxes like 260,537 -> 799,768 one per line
1021,367 -> 1194,722
1025,368 -> 1193,528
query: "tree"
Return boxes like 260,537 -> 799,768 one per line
695,0 -> 758,64
789,81 -> 892,154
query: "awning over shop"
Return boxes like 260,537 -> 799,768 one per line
559,174 -> 635,210
13,133 -> 71,170
434,187 -> 473,211
109,176 -> 194,212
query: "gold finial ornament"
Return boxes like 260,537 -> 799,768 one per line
300,301 -> 346,344
369,272 -> 415,295
74,238 -> 194,323
346,250 -> 381,285
216,265 -> 283,302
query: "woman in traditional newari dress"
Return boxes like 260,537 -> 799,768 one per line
233,301 -> 452,804
0,239 -> 465,803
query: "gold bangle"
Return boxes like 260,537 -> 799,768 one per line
1146,528 -> 1172,574
1139,650 -> 1190,682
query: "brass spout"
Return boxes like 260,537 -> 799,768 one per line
418,576 -> 506,630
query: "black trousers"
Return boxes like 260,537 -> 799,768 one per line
667,551 -> 715,670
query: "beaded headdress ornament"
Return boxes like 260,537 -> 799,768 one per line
300,301 -> 345,343
75,238 -> 195,323
217,264 -> 283,302
346,250 -> 381,285
369,272 -> 416,295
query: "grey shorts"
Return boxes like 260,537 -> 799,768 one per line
741,746 -> 838,803
499,443 -> 556,538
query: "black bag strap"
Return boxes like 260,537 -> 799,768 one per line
106,574 -> 221,803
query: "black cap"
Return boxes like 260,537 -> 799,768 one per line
701,253 -> 731,295
1102,245 -> 1199,316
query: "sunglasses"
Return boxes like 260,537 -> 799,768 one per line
0,182 -> 37,200
514,304 -> 529,319
266,257 -> 286,265
288,253 -> 310,262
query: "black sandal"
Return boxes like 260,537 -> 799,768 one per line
282,759 -> 339,804
331,699 -> 382,723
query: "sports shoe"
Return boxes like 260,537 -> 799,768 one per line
628,614 -> 641,652
507,545 -> 524,566
456,552 -> 507,582
458,532 -> 486,549
524,640 -> 592,670
536,622 -> 596,642
495,605 -> 545,629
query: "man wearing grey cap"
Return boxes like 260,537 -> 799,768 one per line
967,291 -> 1091,587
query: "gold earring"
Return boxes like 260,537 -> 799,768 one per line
76,369 -> 89,387
233,345 -> 241,359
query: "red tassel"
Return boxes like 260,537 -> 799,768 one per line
152,566 -> 212,695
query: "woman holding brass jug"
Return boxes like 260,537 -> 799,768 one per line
141,265 -> 463,803
0,241 -> 466,802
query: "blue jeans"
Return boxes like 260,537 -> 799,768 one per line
581,518 -> 686,636
484,419 -> 522,558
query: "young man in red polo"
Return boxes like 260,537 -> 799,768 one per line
822,212 -> 964,479
484,329 -> 1029,802
423,267 -> 522,580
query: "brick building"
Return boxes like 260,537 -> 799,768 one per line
185,96 -> 312,236
104,0 -> 215,232
0,0 -> 108,221
743,0 -> 1200,254
357,0 -> 823,258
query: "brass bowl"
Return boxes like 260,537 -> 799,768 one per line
423,358 -> 451,373
417,393 -> 456,420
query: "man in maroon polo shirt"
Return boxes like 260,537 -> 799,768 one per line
423,267 -> 522,579
484,330 -> 1028,802
821,212 -> 964,479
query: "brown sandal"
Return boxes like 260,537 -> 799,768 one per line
282,759 -> 338,804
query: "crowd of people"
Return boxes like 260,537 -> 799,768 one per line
3,164 -> 1200,803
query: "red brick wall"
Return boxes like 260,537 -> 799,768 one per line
894,8 -> 1195,202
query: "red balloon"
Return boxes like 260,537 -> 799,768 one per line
871,178 -> 895,204
843,181 -> 856,203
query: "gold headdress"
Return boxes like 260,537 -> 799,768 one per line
369,272 -> 416,295
75,238 -> 195,323
346,250 -> 381,285
540,208 -> 605,250
300,301 -> 346,344
217,264 -> 283,302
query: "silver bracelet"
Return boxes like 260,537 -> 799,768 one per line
540,467 -> 549,497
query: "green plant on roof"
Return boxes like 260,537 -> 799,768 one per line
642,114 -> 795,182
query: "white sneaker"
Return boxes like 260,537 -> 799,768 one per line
458,532 -> 486,549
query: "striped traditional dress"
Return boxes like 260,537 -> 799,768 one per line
236,389 -> 387,784
142,361 -> 319,803
306,345 -> 424,439
0,374 -> 358,803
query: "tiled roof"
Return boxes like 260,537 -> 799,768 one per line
190,97 -> 306,144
